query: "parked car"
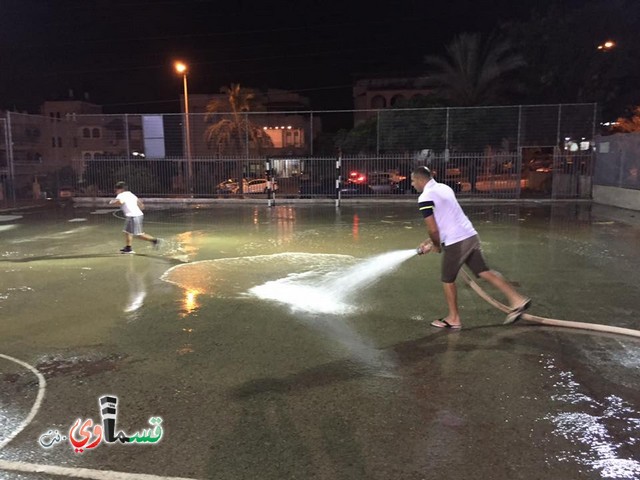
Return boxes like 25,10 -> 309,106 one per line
528,158 -> 553,173
367,173 -> 401,194
347,171 -> 367,185
299,178 -> 335,196
215,178 -> 240,194
58,186 -> 74,199
233,178 -> 279,194
299,178 -> 371,196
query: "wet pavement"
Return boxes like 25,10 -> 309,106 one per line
0,202 -> 639,479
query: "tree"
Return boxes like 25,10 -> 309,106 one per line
613,106 -> 640,133
204,84 -> 273,156
507,0 -> 640,119
424,33 -> 525,106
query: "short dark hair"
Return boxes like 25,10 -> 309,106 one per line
411,166 -> 432,179
115,181 -> 128,190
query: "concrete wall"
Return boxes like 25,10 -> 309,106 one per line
593,185 -> 640,211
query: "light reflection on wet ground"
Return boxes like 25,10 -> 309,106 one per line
0,202 -> 638,479
542,356 -> 640,478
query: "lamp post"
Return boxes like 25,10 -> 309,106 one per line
597,40 -> 616,51
175,61 -> 193,190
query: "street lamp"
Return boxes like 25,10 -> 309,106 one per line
597,40 -> 616,51
174,61 -> 193,189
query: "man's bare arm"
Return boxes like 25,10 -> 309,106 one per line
423,216 -> 442,253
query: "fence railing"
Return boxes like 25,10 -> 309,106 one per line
1,103 -> 598,203
60,151 -> 592,202
594,133 -> 640,191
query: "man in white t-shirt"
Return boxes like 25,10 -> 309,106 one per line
109,182 -> 160,254
411,166 -> 531,329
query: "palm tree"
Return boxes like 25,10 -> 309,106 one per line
204,84 -> 273,156
425,33 -> 525,106
614,106 -> 640,133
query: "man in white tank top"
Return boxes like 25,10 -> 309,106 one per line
412,166 -> 531,329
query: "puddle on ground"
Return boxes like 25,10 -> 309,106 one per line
34,353 -> 127,380
541,356 -> 640,479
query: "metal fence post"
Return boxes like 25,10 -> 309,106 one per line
335,150 -> 342,208
124,114 -> 131,159
445,107 -> 450,153
590,102 -> 598,176
376,110 -> 380,156
309,112 -> 314,156
516,105 -> 522,198
556,104 -> 562,146
244,112 -> 250,187
265,157 -> 274,207
6,112 -> 15,203
124,114 -> 131,181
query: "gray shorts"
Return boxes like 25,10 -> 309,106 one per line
123,215 -> 144,236
441,235 -> 489,283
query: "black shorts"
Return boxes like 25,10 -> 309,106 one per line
441,235 -> 489,283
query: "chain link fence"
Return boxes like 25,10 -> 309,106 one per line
1,103 -> 597,203
594,133 -> 640,190
0,117 -> 9,204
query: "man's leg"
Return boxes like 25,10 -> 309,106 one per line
478,270 -> 528,309
442,281 -> 461,325
124,232 -> 133,247
432,243 -> 464,329
132,216 -> 160,246
431,282 -> 462,328
137,233 -> 156,243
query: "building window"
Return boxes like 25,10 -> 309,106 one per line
82,128 -> 91,138
92,128 -> 101,138
371,95 -> 386,109
390,94 -> 406,106
51,137 -> 56,147
83,152 -> 93,160
57,137 -> 62,147
73,137 -> 78,148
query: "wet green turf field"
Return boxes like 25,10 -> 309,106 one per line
1,202 -> 639,480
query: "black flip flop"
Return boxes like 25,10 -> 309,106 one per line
431,318 -> 462,330
504,298 -> 532,325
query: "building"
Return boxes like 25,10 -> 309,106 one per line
4,97 -> 148,198
353,76 -> 432,125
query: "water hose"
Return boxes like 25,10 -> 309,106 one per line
459,269 -> 640,339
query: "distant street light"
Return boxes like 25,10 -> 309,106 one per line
174,61 -> 193,190
597,40 -> 616,51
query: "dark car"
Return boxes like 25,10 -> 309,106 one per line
58,186 -> 74,199
299,178 -> 371,197
299,178 -> 334,196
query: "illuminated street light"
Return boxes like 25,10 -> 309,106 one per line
597,40 -> 616,51
174,61 -> 193,190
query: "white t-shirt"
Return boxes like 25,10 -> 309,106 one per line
116,191 -> 143,217
417,179 -> 477,246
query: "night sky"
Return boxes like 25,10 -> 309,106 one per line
0,0 -> 578,113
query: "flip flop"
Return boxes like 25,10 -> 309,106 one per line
431,318 -> 462,330
504,298 -> 532,325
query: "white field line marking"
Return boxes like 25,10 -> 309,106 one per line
0,460 -> 199,480
0,354 -> 46,451
0,354 -> 201,479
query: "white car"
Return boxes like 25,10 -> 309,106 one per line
233,179 -> 279,194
